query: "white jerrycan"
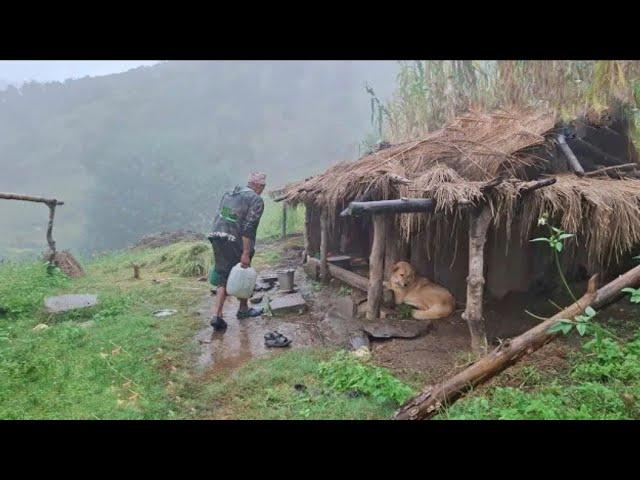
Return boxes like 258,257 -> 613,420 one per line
226,263 -> 257,299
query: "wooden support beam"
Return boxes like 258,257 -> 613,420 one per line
557,134 -> 585,176
462,206 -> 492,355
585,163 -> 638,177
367,215 -> 387,320
341,198 -> 435,217
575,137 -> 627,166
281,202 -> 287,240
320,210 -> 329,284
307,257 -> 369,291
1,192 -> 64,263
394,263 -> 640,420
303,205 -> 311,263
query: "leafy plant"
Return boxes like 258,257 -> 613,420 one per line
318,351 -> 413,405
621,287 -> 640,304
548,306 -> 597,336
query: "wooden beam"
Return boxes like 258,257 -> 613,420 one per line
461,206 -> 492,355
394,263 -> 640,420
307,257 -> 369,291
303,205 -> 311,263
575,137 -> 627,166
320,210 -> 329,284
341,198 -> 435,217
281,202 -> 287,240
585,163 -> 638,177
367,215 -> 387,320
0,192 -> 64,206
557,134 -> 585,177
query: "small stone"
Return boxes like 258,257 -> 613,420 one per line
32,323 -> 49,332
250,295 -> 263,304
269,293 -> 307,315
44,294 -> 99,313
352,346 -> 371,360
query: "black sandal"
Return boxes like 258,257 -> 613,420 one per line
265,331 -> 291,348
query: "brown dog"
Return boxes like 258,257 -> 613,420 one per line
383,261 -> 455,320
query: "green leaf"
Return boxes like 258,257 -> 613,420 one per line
558,233 -> 575,240
621,287 -> 638,294
530,238 -> 550,243
547,323 -> 566,334
561,323 -> 574,335
584,306 -> 596,317
576,323 -> 587,336
555,242 -> 563,252
551,227 -> 563,234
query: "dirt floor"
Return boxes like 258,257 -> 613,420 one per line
193,235 -> 637,387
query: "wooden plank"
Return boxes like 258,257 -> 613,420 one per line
320,210 -> 329,283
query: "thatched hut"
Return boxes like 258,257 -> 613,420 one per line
273,105 -> 640,353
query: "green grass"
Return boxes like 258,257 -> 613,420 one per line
0,240 -> 411,420
0,244 -> 209,419
195,348 -> 408,420
256,198 -> 305,241
440,328 -> 640,420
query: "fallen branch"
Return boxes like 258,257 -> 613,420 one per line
394,264 -> 640,420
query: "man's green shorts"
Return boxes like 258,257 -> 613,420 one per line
209,237 -> 255,287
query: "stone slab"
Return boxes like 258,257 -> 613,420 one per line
269,292 -> 307,315
44,294 -> 99,313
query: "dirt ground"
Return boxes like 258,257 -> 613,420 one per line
193,235 -> 636,387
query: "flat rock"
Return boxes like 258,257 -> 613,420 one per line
44,294 -> 99,314
269,292 -> 307,315
363,320 -> 432,339
349,330 -> 370,350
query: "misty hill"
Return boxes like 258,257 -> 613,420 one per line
0,61 -> 398,257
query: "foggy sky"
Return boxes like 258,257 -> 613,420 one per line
0,61 -> 161,87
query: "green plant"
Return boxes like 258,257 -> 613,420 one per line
621,287 -> 640,304
548,306 -> 597,337
318,351 -> 414,405
338,286 -> 352,296
397,303 -> 413,320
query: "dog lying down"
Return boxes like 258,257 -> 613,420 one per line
383,261 -> 455,320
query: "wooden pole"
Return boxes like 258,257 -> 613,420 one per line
367,215 -> 387,320
341,198 -> 435,217
461,206 -> 492,355
1,192 -> 64,264
557,134 -> 585,177
394,264 -> 640,420
281,202 -> 287,240
320,210 -> 329,284
303,205 -> 311,263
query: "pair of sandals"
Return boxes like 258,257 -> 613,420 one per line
264,331 -> 291,348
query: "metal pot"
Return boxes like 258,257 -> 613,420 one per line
276,269 -> 295,292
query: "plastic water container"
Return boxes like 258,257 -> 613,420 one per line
226,263 -> 257,299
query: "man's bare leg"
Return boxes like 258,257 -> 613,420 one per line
214,286 -> 227,317
238,298 -> 248,312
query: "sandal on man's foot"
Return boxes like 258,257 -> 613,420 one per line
210,316 -> 227,331
237,307 -> 263,319
265,332 -> 291,348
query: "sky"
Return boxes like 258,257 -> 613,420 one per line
0,61 -> 161,86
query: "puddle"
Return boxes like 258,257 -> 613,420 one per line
194,265 -> 326,373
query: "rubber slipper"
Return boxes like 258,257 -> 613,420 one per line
237,307 -> 263,319
265,332 -> 291,348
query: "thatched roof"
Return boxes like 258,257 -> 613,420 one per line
276,108 -> 640,268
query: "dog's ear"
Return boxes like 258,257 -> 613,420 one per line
392,263 -> 401,272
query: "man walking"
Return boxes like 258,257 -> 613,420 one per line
208,172 -> 267,331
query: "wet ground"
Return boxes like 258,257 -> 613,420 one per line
192,235 -> 640,385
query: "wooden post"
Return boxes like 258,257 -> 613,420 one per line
303,205 -> 311,263
367,215 -> 387,320
281,202 -> 287,240
320,210 -> 329,284
45,201 -> 58,264
462,206 -> 492,355
557,134 -> 585,176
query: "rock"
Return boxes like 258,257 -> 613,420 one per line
44,294 -> 99,314
32,323 -> 49,332
332,296 -> 356,320
269,292 -> 307,315
152,309 -> 177,317
352,346 -> 371,360
250,295 -> 263,304
349,330 -> 370,350
362,319 -> 432,339
259,274 -> 278,286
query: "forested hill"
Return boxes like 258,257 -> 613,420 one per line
0,61 -> 398,257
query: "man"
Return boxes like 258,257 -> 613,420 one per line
208,172 -> 267,331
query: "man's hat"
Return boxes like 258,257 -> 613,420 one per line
248,172 -> 267,185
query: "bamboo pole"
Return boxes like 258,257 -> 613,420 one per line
307,257 -> 369,291
367,215 -> 387,320
461,206 -> 492,355
303,205 -> 311,263
394,264 -> 640,420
